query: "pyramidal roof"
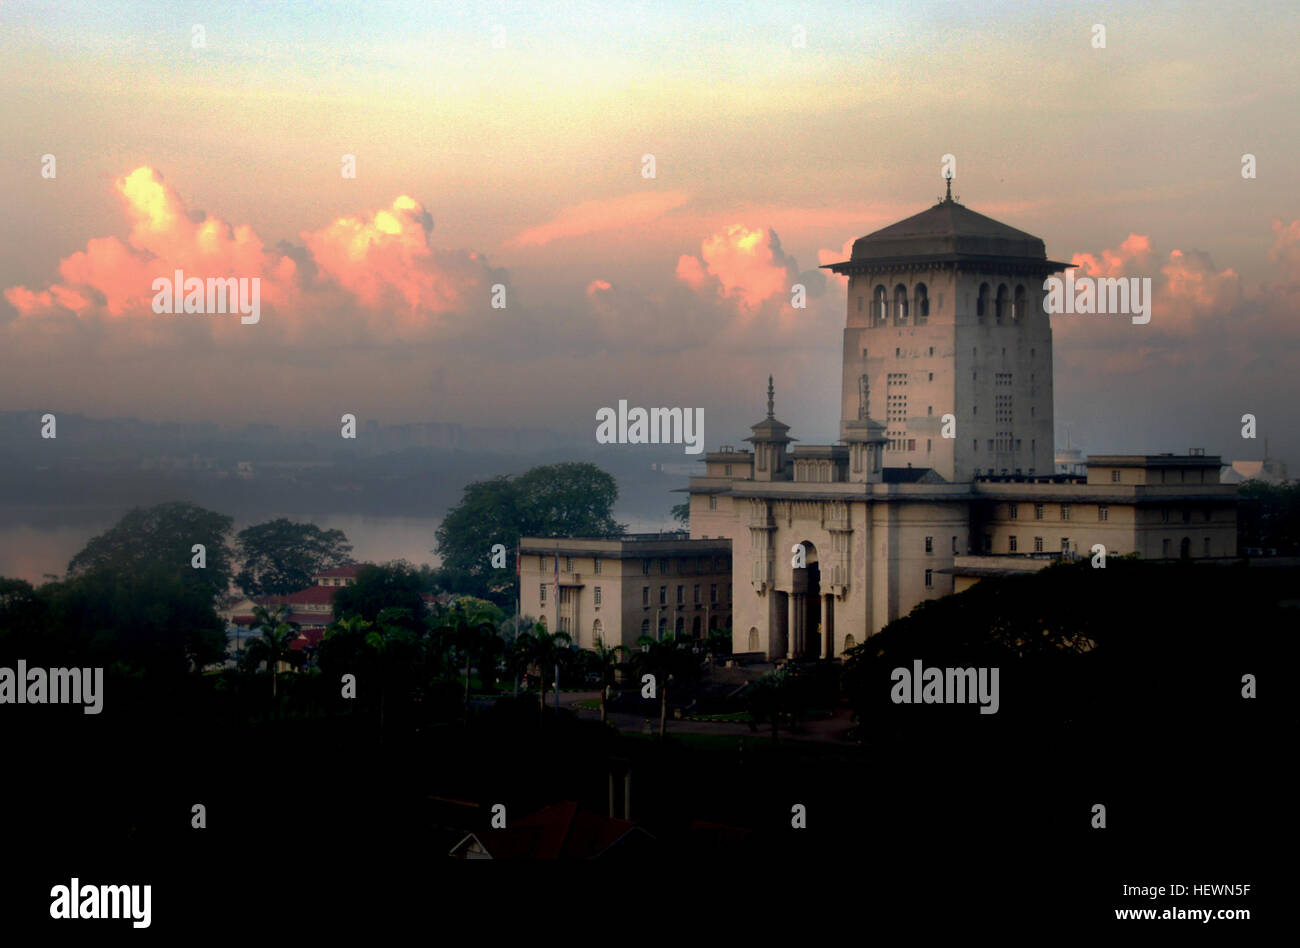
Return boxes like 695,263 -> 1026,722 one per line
823,183 -> 1064,271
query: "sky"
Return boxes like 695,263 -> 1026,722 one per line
2,0 -> 1298,466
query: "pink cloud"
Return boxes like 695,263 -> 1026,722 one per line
676,224 -> 799,313
506,191 -> 689,248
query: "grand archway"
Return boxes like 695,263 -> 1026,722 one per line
788,540 -> 832,659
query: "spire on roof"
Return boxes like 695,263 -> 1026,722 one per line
766,375 -> 775,420
940,171 -> 958,205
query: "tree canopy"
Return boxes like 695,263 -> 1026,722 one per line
234,517 -> 353,596
434,462 -> 625,606
333,560 -> 428,624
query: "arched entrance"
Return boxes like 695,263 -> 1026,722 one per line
789,540 -> 830,659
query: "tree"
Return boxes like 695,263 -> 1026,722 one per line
633,634 -> 698,738
235,518 -> 353,596
592,637 -> 625,724
333,561 -> 426,624
521,620 -> 572,728
435,597 -> 505,712
434,462 -> 625,607
670,502 -> 690,527
68,501 -> 234,600
245,604 -> 300,699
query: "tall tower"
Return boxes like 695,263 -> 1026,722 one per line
823,178 -> 1068,482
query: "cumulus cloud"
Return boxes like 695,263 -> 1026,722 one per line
676,224 -> 825,314
506,191 -> 689,248
3,167 -> 501,345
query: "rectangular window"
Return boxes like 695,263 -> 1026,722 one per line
540,584 -> 547,604
1034,536 -> 1043,553
710,584 -> 718,603
1111,470 -> 1121,483
642,559 -> 651,575
708,495 -> 718,510
1161,509 -> 1170,523
540,555 -> 547,571
642,586 -> 649,605
1009,536 -> 1018,552
925,569 -> 933,588
676,585 -> 684,604
925,536 -> 934,554
593,556 -> 602,574
694,585 -> 700,603
1009,503 -> 1018,520
1060,504 -> 1070,521
724,464 -> 732,476
1061,538 -> 1070,553
660,558 -> 670,574
951,536 -> 958,553
564,556 -> 572,572
1098,505 -> 1109,521
659,586 -> 667,605
594,586 -> 602,605
1034,504 -> 1044,520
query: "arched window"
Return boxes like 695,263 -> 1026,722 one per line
748,627 -> 759,652
976,283 -> 990,322
873,285 -> 888,327
914,283 -> 929,325
893,284 -> 909,325
641,619 -> 650,637
1013,284 -> 1026,321
995,284 -> 1009,323
592,619 -> 603,647
658,616 -> 668,639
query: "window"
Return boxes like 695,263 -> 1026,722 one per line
928,347 -> 935,356
1111,470 -> 1121,483
641,619 -> 650,636
676,585 -> 684,604
1009,536 -> 1018,552
540,584 -> 547,604
593,556 -> 602,574
983,534 -> 992,553
642,559 -> 651,575
540,555 -> 547,570
694,584 -> 700,603
977,283 -> 990,321
915,284 -> 929,324
857,296 -> 863,312
564,556 -> 572,572
995,284 -> 1008,323
659,586 -> 667,605
952,536 -> 958,553
710,584 -> 718,603
925,536 -> 934,554
1203,537 -> 1211,557
873,285 -> 888,327
708,495 -> 718,510
1098,505 -> 1109,521
1009,503 -> 1019,520
1034,504 -> 1045,520
1204,508 -> 1212,522
928,372 -> 934,382
1034,537 -> 1044,553
724,464 -> 732,476
660,558 -> 670,574
1162,539 -> 1171,557
1060,504 -> 1071,521
594,586 -> 602,605
925,569 -> 933,588
642,586 -> 649,605
1161,509 -> 1170,523
1061,538 -> 1070,553
894,284 -> 909,325
1182,509 -> 1192,524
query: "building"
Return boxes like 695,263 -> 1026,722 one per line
226,563 -> 363,653
518,534 -> 732,651
682,183 -> 1238,660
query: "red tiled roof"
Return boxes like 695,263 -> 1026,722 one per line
316,563 -> 362,579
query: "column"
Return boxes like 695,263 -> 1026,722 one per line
820,594 -> 830,659
787,592 -> 797,660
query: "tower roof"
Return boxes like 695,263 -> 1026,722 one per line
746,375 -> 793,443
823,185 -> 1068,273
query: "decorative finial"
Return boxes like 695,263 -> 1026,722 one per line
945,172 -> 952,202
766,375 -> 775,420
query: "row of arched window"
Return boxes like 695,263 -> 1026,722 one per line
856,281 -> 1035,326
858,283 -> 930,327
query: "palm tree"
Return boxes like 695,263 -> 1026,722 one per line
528,620 -> 572,727
436,598 -> 504,713
634,634 -> 695,738
246,603 -> 300,699
508,629 -> 536,697
592,637 -> 625,724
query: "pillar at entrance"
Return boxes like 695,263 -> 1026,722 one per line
820,594 -> 830,659
787,593 -> 797,660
